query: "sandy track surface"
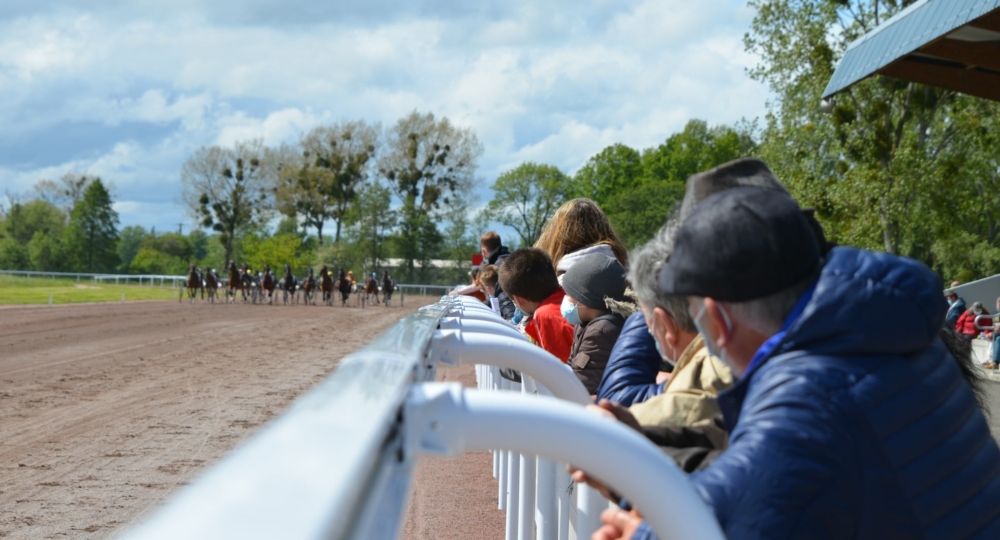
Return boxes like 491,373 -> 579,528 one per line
0,297 -> 435,539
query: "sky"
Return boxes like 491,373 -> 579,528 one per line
0,0 -> 769,236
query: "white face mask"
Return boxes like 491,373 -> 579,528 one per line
691,299 -> 739,377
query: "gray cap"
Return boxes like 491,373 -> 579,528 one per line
562,253 -> 627,310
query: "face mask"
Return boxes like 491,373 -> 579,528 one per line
647,326 -> 675,368
512,307 -> 526,325
561,296 -> 582,326
692,299 -> 738,376
948,300 -> 955,306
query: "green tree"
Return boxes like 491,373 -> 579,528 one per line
349,180 -> 397,272
276,121 -> 378,245
129,248 -> 188,275
3,200 -> 66,245
242,233 -> 314,275
182,140 -> 273,266
485,163 -> 571,247
0,238 -> 29,270
379,111 -> 482,282
65,179 -> 119,272
571,143 -> 642,206
28,231 -> 67,271
117,225 -> 147,272
746,0 -> 996,274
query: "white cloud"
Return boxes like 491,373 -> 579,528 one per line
0,0 -> 770,234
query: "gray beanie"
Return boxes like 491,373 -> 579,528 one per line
562,253 -> 627,310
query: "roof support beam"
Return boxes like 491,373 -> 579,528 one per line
920,38 -> 1000,72
880,58 -> 1000,102
970,10 -> 1000,33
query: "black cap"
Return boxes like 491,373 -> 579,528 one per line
658,187 -> 821,302
562,253 -> 628,310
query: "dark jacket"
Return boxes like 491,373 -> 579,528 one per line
487,245 -> 511,266
594,312 -> 663,406
495,289 -> 516,321
638,247 -> 1000,540
946,297 -> 966,328
569,312 -> 626,395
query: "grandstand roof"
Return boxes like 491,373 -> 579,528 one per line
823,0 -> 1000,102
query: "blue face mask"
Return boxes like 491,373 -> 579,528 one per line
647,326 -> 675,368
512,307 -> 526,325
561,296 -> 582,326
691,300 -> 738,376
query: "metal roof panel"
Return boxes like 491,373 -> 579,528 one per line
823,0 -> 1000,98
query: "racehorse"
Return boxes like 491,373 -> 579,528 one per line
240,263 -> 254,303
364,273 -> 379,307
261,264 -> 276,305
320,265 -> 335,306
381,271 -> 395,307
226,261 -> 242,303
281,264 -> 297,305
336,268 -> 352,307
184,263 -> 202,302
301,268 -> 317,305
205,268 -> 219,303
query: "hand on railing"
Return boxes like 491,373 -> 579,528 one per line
568,400 -> 642,502
593,508 -> 645,540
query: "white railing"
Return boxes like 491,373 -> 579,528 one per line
0,269 -> 186,287
121,295 -> 723,540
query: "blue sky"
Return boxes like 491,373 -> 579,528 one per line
0,0 -> 769,236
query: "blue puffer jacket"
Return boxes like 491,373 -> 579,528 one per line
594,312 -> 663,406
636,247 -> 1000,539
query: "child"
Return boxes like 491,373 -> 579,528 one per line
560,253 -> 630,394
498,248 -> 575,363
478,264 -> 515,320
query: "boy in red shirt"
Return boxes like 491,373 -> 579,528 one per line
498,248 -> 575,363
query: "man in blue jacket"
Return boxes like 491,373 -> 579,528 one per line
597,187 -> 1000,539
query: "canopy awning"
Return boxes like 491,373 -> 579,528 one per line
823,0 -> 1000,102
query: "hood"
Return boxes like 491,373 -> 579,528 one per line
772,247 -> 946,359
556,244 -> 619,275
605,288 -> 640,318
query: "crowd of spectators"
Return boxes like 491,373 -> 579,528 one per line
451,158 -> 1000,539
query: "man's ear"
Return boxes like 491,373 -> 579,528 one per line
652,307 -> 679,350
703,297 -> 733,348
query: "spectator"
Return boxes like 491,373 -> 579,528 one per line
534,198 -> 628,279
450,231 -> 511,297
956,301 -> 989,340
989,297 -> 1000,370
595,158 -> 791,411
498,248 -> 575,363
946,290 -> 966,328
561,253 -> 632,394
478,264 -> 515,320
596,187 -> 1000,539
623,221 -> 733,428
594,312 -> 664,407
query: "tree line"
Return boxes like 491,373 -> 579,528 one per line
4,1 -> 998,285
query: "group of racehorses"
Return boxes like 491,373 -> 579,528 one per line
183,262 -> 396,307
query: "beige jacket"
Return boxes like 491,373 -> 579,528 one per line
629,334 -> 734,427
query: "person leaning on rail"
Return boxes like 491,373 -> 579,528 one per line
449,231 -> 511,298
620,219 -> 733,429
587,187 -> 1000,540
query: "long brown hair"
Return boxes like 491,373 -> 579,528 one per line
534,198 -> 628,270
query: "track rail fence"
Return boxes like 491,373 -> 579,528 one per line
119,295 -> 722,540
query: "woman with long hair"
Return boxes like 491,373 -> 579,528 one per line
534,198 -> 628,277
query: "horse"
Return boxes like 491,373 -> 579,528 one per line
301,268 -> 317,305
240,263 -> 255,303
226,261 -> 242,303
281,264 -> 297,305
184,263 -> 202,302
336,269 -> 352,307
364,273 -> 379,307
381,271 -> 395,307
205,268 -> 219,303
319,265 -> 335,306
261,264 -> 276,305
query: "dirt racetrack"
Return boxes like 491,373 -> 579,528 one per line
0,297 -> 436,539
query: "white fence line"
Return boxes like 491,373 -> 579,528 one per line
120,295 -> 722,540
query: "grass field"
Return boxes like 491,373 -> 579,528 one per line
0,275 -> 179,305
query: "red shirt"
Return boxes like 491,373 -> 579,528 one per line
525,288 -> 575,363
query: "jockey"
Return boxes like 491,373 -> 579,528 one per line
347,270 -> 356,285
